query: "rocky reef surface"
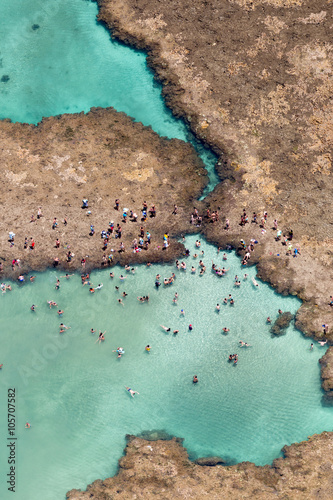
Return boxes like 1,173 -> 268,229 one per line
320,348 -> 333,403
67,433 -> 333,499
0,107 -> 207,275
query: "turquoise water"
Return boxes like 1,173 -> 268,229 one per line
0,0 -> 218,194
0,236 -> 331,499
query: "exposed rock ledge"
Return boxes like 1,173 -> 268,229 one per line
67,433 -> 333,499
320,347 -> 333,403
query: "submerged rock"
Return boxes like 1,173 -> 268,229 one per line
136,429 -> 174,441
194,456 -> 226,466
1,75 -> 10,83
32,24 -> 40,30
270,312 -> 294,336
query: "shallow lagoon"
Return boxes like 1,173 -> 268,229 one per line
0,235 -> 331,499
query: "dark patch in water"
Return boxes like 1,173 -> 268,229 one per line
32,24 -> 40,31
1,75 -> 10,83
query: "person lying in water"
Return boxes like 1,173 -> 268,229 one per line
125,386 -> 139,398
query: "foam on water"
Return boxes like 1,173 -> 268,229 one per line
0,235 -> 331,500
0,0 -> 218,193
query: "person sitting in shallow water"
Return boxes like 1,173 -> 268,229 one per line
193,375 -> 198,383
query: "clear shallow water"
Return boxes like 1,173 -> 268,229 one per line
0,0 -> 218,193
0,235 -> 331,500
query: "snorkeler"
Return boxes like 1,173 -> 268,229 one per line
160,325 -> 171,332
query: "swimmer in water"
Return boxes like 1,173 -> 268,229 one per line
90,328 -> 96,334
318,340 -> 327,346
193,375 -> 198,383
95,283 -> 103,290
47,300 -> 57,308
30,275 -> 36,282
31,304 -> 36,312
25,422 -> 31,428
216,304 -> 220,312
119,275 -> 126,281
125,386 -> 139,398
244,274 -> 248,280
57,309 -> 64,316
109,272 -> 114,278
160,325 -> 171,332
223,298 -> 228,304
223,327 -> 230,333
145,345 -> 151,352
191,266 -> 196,273
266,317 -> 272,323
222,253 -> 227,260
89,288 -> 95,293
118,298 -> 124,306
113,347 -> 124,358
278,309 -> 283,314
180,309 -> 185,316
173,329 -> 179,335
97,330 -> 106,342
59,323 -> 70,332
60,274 -> 74,279
122,291 -> 128,297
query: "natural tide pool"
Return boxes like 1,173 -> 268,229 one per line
0,0 -> 218,193
0,235 -> 331,500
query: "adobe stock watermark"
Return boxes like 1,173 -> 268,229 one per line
17,329 -> 80,386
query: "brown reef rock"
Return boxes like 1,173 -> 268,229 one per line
67,433 -> 333,499
0,107 -> 206,275
270,311 -> 294,335
320,346 -> 333,402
